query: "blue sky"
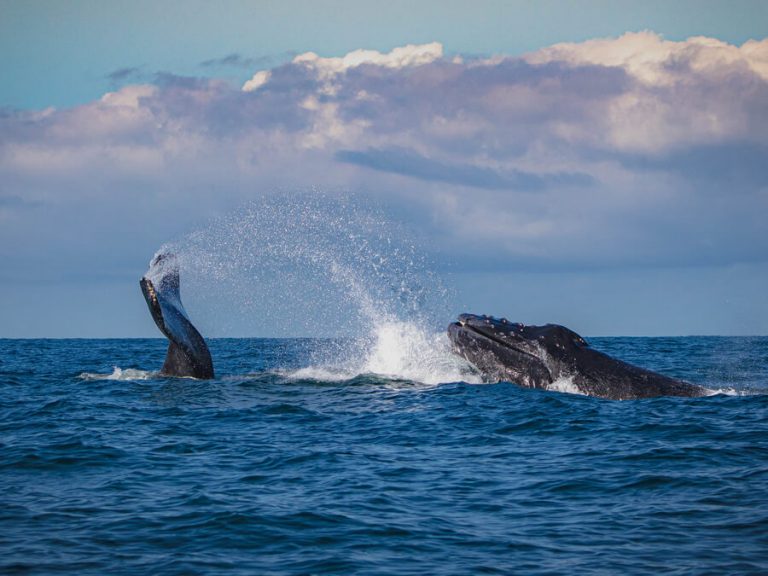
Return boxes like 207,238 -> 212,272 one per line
1,1 -> 767,337
3,0 -> 767,109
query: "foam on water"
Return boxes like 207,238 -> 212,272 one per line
283,365 -> 353,382
80,367 -> 155,381
705,387 -> 753,396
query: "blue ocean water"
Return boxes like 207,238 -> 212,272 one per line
1,336 -> 767,575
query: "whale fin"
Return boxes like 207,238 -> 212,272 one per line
140,252 -> 214,379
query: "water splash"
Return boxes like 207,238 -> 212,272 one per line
152,192 -> 478,384
285,321 -> 482,385
358,320 -> 480,384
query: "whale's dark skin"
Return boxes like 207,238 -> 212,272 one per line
448,314 -> 708,400
140,253 -> 214,379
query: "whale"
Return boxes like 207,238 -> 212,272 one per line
448,314 -> 708,400
140,252 -> 214,379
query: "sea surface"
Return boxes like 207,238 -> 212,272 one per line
2,336 -> 767,575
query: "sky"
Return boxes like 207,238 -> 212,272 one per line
1,0 -> 767,337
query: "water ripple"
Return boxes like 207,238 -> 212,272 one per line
1,337 -> 767,575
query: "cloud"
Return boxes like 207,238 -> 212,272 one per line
525,31 -> 768,153
1,33 -> 767,286
242,42 -> 443,95
242,70 -> 271,92
0,194 -> 34,208
106,66 -> 145,84
290,41 -> 443,72
200,53 -> 259,69
526,31 -> 768,85
336,147 -> 594,191
615,142 -> 768,190
200,52 -> 295,70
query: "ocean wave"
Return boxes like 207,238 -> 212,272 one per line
3,337 -> 768,575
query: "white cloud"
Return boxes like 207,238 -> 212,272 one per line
525,31 -> 768,84
293,42 -> 443,74
295,42 -> 444,97
242,70 -> 271,92
518,32 -> 768,154
100,84 -> 157,107
297,96 -> 370,148
242,42 -> 444,95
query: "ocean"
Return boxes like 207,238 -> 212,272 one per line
1,334 -> 767,574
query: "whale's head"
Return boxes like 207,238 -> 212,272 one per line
448,313 -> 589,388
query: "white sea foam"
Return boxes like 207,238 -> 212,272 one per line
283,366 -> 353,382
79,367 -> 155,381
704,387 -> 752,396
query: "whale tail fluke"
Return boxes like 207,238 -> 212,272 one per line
140,252 -> 214,379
